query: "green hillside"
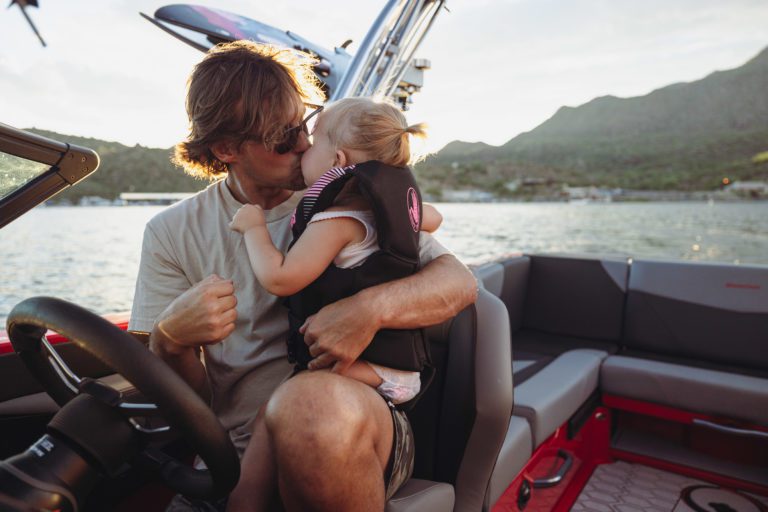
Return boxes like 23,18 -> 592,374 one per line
420,46 -> 768,194
26,46 -> 768,201
27,129 -> 208,203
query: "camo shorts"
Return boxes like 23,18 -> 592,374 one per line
165,398 -> 414,511
384,399 -> 416,500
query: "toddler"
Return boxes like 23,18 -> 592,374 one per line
228,97 -> 441,510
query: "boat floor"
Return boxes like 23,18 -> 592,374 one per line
571,461 -> 768,512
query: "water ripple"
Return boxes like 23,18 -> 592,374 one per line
1,202 -> 767,326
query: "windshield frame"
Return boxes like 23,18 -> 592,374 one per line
0,123 -> 99,229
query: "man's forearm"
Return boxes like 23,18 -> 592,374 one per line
361,254 -> 478,330
149,326 -> 211,402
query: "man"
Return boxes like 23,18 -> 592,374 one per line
129,41 -> 477,511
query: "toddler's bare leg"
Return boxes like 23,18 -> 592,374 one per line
226,406 -> 281,512
341,360 -> 383,389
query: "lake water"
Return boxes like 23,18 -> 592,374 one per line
1,202 -> 767,326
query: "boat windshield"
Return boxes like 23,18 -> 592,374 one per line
0,152 -> 50,201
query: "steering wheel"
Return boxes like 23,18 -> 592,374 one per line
6,296 -> 240,501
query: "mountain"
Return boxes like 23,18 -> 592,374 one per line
27,129 -> 208,203
436,140 -> 496,159
421,46 -> 768,192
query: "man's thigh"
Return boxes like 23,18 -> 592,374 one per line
268,370 -> 395,469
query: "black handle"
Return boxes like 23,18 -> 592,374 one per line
533,450 -> 573,489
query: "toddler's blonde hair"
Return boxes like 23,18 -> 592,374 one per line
322,97 -> 427,167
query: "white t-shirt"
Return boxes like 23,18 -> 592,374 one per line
309,210 -> 378,268
129,179 -> 451,452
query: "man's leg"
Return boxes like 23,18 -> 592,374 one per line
264,371 -> 394,512
226,407 -> 281,512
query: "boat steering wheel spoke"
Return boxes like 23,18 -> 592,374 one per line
6,296 -> 239,501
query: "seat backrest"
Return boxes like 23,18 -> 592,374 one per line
522,254 -> 629,341
472,256 -> 529,332
474,254 -> 629,342
624,259 -> 768,374
407,289 -> 513,511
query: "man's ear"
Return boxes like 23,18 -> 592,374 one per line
334,149 -> 348,168
211,140 -> 239,164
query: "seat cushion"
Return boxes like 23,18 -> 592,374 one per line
601,355 -> 768,426
386,479 -> 455,512
513,329 -> 619,359
513,349 -> 607,446
485,416 -> 532,509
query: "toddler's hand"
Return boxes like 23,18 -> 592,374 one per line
230,204 -> 266,233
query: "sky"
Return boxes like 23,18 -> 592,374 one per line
0,0 -> 766,155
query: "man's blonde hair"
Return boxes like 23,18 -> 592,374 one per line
174,40 -> 325,179
322,97 -> 427,168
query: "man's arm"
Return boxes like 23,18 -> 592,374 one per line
147,275 -> 238,401
302,253 -> 478,372
149,325 -> 210,402
130,222 -> 235,400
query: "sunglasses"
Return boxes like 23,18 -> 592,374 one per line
274,105 -> 324,154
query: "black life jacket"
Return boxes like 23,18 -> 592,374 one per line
284,160 -> 430,373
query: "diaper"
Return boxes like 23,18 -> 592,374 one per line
367,363 -> 421,404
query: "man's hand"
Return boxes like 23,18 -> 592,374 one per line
230,204 -> 266,234
300,295 -> 380,374
153,274 -> 238,355
300,254 -> 477,374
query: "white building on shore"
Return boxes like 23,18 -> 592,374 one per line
119,192 -> 194,205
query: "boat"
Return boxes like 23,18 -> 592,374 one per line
0,2 -> 766,511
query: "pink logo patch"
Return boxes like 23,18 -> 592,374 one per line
407,187 -> 420,232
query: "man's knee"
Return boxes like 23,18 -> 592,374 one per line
265,372 -> 374,449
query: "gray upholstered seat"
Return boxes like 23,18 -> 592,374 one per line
474,255 -> 626,447
601,356 -> 768,426
386,479 -> 454,512
513,349 -> 606,446
484,416 -> 532,508
386,289 -> 514,511
604,258 -> 768,426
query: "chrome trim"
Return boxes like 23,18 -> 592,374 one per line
41,336 -> 81,394
693,418 -> 768,440
128,418 -> 171,434
118,402 -> 159,413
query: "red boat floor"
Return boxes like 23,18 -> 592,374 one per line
571,461 -> 768,512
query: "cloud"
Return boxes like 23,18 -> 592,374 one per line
1,0 -> 766,153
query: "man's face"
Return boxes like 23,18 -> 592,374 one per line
230,135 -> 308,191
227,104 -> 311,192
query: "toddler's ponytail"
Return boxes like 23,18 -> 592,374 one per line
324,97 -> 428,167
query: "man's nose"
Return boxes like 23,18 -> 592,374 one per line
294,131 -> 312,153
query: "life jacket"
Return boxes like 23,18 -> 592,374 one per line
285,160 -> 430,373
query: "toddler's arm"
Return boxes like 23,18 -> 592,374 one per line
421,203 -> 443,233
230,204 -> 363,296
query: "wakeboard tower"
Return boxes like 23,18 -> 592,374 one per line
141,1 -> 446,109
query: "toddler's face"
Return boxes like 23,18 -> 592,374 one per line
300,115 -> 338,186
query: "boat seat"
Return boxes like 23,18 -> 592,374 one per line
513,349 -> 606,446
387,288 -> 514,511
602,356 -> 768,426
605,258 -> 768,424
386,479 -> 454,512
485,416 -> 532,508
474,254 -> 628,447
